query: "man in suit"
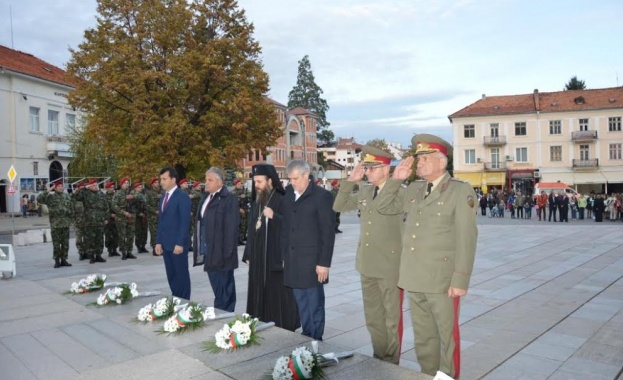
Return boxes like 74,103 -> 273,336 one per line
333,145 -> 404,364
377,134 -> 478,379
193,167 -> 239,312
155,167 -> 192,300
281,160 -> 336,341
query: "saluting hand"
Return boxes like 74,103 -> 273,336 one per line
393,156 -> 414,180
348,162 -> 365,182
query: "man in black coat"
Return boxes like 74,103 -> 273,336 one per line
193,167 -> 239,312
557,192 -> 569,222
281,160 -> 336,340
548,192 -> 558,222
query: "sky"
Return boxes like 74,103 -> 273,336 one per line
2,0 -> 623,147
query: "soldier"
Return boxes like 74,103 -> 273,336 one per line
71,181 -> 87,260
330,179 -> 342,233
37,180 -> 73,268
145,177 -> 162,255
179,178 -> 194,241
103,181 -> 120,257
188,180 -> 203,249
112,178 -> 138,260
132,182 -> 149,253
232,178 -> 248,245
377,134 -> 478,379
73,179 -> 109,263
333,146 -> 404,364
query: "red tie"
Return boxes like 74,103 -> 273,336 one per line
162,192 -> 169,211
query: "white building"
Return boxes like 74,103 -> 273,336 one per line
0,45 -> 78,213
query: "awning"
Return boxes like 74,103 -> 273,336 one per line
601,171 -> 623,184
573,172 -> 606,184
453,172 -> 483,187
540,172 -> 575,184
482,172 -> 506,186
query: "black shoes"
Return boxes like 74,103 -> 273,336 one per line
78,253 -> 87,261
60,259 -> 72,267
54,259 -> 61,268
55,258 -> 72,268
335,229 -> 343,234
126,253 -> 137,259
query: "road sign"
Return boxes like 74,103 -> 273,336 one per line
8,165 -> 17,183
7,183 -> 15,195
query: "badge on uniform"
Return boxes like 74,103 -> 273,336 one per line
467,195 -> 475,208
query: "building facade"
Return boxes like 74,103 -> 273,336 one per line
0,45 -> 77,213
317,137 -> 363,177
450,87 -> 623,195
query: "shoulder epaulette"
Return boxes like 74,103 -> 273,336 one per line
450,177 -> 467,183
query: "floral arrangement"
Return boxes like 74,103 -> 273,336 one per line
92,283 -> 139,306
203,313 -> 261,353
68,273 -> 107,294
136,297 -> 182,322
158,302 -> 216,335
271,346 -> 326,380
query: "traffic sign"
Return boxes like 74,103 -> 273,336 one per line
8,165 -> 16,182
7,183 -> 15,195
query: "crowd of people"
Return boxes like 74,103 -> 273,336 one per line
478,189 -> 623,222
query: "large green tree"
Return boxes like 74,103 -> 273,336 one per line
287,55 -> 333,144
66,0 -> 281,179
564,76 -> 586,90
365,138 -> 390,153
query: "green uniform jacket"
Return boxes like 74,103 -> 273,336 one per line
377,173 -> 478,293
73,189 -> 109,227
333,181 -> 404,280
37,191 -> 73,228
145,189 -> 161,219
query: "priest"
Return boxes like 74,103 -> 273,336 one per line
242,164 -> 300,331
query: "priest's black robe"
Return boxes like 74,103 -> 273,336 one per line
242,192 -> 300,331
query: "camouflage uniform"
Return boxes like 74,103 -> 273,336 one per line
188,186 -> 202,244
104,186 -> 119,256
71,187 -> 87,260
73,184 -> 109,263
331,183 -> 342,232
232,185 -> 248,244
38,188 -> 73,267
145,184 -> 162,253
133,185 -> 149,253
112,184 -> 138,259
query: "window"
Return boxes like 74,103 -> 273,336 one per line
609,143 -> 622,160
464,124 -> 475,138
490,148 -> 500,168
550,146 -> 562,162
579,144 -> 589,160
248,151 -> 253,161
33,161 -> 38,176
579,118 -> 589,131
464,149 -> 476,164
29,107 -> 40,132
516,147 -> 528,162
48,110 -> 59,135
255,150 -> 260,161
490,123 -> 499,137
549,120 -> 561,135
515,122 -> 526,136
609,117 -> 622,131
66,113 -> 76,134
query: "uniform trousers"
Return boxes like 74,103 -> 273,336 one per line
51,227 -> 69,259
409,292 -> 461,379
293,285 -> 325,341
162,250 -> 191,300
361,274 -> 403,364
207,270 -> 236,312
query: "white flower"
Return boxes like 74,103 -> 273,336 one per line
203,307 -> 215,320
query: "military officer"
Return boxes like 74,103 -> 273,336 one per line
112,178 -> 138,260
377,134 -> 478,379
330,180 -> 342,233
333,146 -> 404,364
232,178 -> 248,245
71,181 -> 87,260
132,182 -> 149,253
145,177 -> 162,255
37,180 -> 73,268
188,180 -> 202,248
73,179 -> 109,263
103,181 -> 120,257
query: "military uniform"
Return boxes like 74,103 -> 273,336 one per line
377,134 -> 478,379
330,180 -> 342,233
232,179 -> 248,245
103,181 -> 119,256
188,181 -> 202,246
333,146 -> 404,364
112,178 -> 138,260
145,177 -> 162,254
132,182 -> 149,253
38,182 -> 73,267
71,181 -> 87,260
73,179 -> 109,263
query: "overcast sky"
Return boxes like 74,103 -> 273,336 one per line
2,0 -> 622,147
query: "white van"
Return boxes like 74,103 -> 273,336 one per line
533,182 -> 580,198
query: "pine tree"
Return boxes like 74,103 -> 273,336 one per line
287,55 -> 334,144
564,76 -> 586,90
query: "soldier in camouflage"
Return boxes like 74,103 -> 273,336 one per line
104,181 -> 120,257
37,180 -> 73,268
132,182 -> 149,253
188,180 -> 202,249
73,179 -> 109,263
112,178 -> 138,260
145,177 -> 162,255
232,178 -> 248,245
71,181 -> 87,260
179,179 -> 196,244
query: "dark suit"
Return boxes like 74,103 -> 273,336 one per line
157,187 -> 192,299
281,182 -> 336,340
194,186 -> 239,312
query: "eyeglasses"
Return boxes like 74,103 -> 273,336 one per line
363,165 -> 386,172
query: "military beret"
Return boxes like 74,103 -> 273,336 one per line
49,179 -> 63,188
133,182 -> 143,190
233,178 -> 241,185
150,177 -> 159,186
119,177 -> 129,185
315,179 -> 322,185
104,181 -> 115,189
411,133 -> 453,156
75,181 -> 85,189
361,145 -> 393,166
192,180 -> 201,188
87,178 -> 98,186
331,179 -> 339,186
179,178 -> 188,186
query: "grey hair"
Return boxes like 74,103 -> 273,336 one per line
286,160 -> 310,176
206,167 -> 224,181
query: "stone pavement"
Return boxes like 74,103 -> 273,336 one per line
1,212 -> 623,379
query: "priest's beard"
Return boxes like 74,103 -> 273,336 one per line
256,184 -> 273,207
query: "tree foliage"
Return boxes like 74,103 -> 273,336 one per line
564,76 -> 586,90
365,138 -> 390,153
66,115 -> 118,178
287,55 -> 333,144
66,0 -> 281,179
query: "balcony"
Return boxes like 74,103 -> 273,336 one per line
46,135 -> 73,158
483,136 -> 507,146
572,159 -> 599,169
571,130 -> 598,142
484,161 -> 506,171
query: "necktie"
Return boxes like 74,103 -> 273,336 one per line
373,186 -> 379,200
424,183 -> 433,198
162,192 -> 169,211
